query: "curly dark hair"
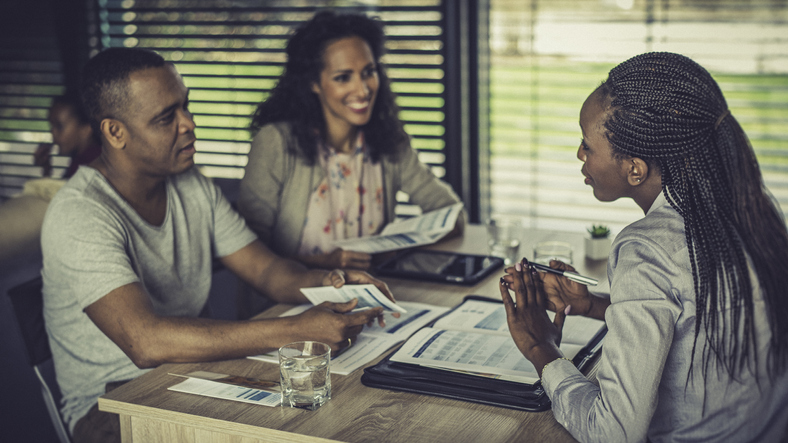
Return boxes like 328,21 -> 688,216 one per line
599,52 -> 788,379
249,10 -> 407,164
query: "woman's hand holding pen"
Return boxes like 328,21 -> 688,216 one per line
538,260 -> 610,321
499,258 -> 565,375
537,260 -> 593,317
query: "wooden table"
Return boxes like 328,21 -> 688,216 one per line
99,225 -> 607,443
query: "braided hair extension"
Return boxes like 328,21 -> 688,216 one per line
599,52 -> 788,379
249,10 -> 407,164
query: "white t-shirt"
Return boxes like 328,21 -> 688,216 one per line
41,166 -> 257,433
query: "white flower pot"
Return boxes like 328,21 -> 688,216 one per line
585,237 -> 611,260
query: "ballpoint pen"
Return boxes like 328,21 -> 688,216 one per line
529,262 -> 598,286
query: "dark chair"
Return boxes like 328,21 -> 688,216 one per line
7,276 -> 71,443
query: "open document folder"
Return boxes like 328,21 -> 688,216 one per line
361,296 -> 606,411
332,202 -> 464,254
388,298 -> 605,384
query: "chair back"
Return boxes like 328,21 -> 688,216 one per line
8,277 -> 49,366
7,276 -> 71,443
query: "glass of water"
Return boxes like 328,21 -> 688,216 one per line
486,217 -> 522,265
533,241 -> 573,265
278,341 -> 331,410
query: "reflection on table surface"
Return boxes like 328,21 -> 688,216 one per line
99,224 -> 604,443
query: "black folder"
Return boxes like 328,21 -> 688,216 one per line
361,295 -> 606,412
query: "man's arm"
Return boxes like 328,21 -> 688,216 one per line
85,281 -> 383,368
219,239 -> 394,304
221,240 -> 325,304
85,239 -> 395,369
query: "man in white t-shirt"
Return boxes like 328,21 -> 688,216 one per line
41,47 -> 393,443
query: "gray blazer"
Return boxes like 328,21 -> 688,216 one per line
238,122 -> 462,257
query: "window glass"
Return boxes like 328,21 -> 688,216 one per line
488,0 -> 788,235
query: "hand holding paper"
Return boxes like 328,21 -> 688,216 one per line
249,301 -> 449,375
300,285 -> 407,314
332,203 -> 464,254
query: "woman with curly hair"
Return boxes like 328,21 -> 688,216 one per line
238,10 -> 462,272
501,52 -> 788,442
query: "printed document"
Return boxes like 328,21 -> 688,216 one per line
249,301 -> 449,375
390,298 -> 605,384
300,284 -> 407,313
332,202 -> 464,253
168,372 -> 281,407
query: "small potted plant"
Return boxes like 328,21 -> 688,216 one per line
585,224 -> 611,260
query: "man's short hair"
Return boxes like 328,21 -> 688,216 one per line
80,48 -> 166,133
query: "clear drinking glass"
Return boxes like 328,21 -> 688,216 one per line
486,217 -> 522,265
533,241 -> 573,265
278,341 -> 331,410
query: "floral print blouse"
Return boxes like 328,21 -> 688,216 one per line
297,132 -> 384,256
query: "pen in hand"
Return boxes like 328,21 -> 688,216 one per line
528,262 -> 598,286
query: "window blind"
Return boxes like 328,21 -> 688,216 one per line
0,2 -> 65,200
487,0 -> 788,236
94,0 -> 448,193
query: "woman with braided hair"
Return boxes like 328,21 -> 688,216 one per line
500,52 -> 788,442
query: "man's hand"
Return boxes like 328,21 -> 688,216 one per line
294,300 -> 385,352
500,259 -> 566,376
322,269 -> 394,299
300,249 -> 372,270
321,269 -> 400,326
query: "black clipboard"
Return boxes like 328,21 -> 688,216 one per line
361,295 -> 606,412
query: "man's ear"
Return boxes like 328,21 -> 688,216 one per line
628,158 -> 649,186
99,118 -> 127,150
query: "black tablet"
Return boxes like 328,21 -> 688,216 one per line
374,249 -> 505,285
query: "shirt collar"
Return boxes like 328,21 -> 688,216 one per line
646,190 -> 669,216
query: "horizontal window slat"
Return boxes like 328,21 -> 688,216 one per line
0,1 -> 447,200
488,0 -> 788,232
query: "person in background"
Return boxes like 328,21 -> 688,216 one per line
34,91 -> 101,178
238,10 -> 462,273
0,92 -> 100,267
42,47 -> 395,443
500,52 -> 788,442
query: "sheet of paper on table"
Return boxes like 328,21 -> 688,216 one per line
300,284 -> 407,313
167,374 -> 282,407
248,301 -> 450,375
390,299 -> 606,384
332,202 -> 464,254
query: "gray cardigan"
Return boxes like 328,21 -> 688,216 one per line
238,122 -> 462,257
